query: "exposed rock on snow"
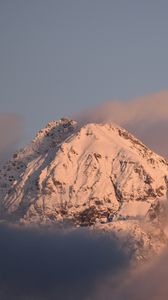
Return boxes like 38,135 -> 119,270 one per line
0,118 -> 168,258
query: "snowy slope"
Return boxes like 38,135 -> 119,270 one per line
0,118 -> 168,230
1,118 -> 168,259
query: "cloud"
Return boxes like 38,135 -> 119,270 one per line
74,90 -> 168,158
0,113 -> 23,163
96,249 -> 168,300
118,251 -> 168,300
1,222 -> 168,300
0,224 -> 130,300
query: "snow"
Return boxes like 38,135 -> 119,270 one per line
1,118 -> 168,259
0,120 -> 168,223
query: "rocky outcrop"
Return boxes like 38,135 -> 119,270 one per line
0,119 -> 168,231
1,118 -> 168,260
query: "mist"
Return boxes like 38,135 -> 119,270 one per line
0,224 -> 131,300
91,248 -> 168,300
0,113 -> 23,163
74,90 -> 168,158
0,214 -> 168,300
117,251 -> 168,300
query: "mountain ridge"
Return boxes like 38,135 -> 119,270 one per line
0,118 -> 168,225
1,118 -> 168,259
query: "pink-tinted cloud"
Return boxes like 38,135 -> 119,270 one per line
117,251 -> 168,300
0,113 -> 23,162
74,90 -> 168,158
95,249 -> 168,300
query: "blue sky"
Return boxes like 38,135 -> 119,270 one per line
1,0 -> 168,141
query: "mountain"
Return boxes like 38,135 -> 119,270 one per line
75,90 -> 168,158
1,118 -> 168,259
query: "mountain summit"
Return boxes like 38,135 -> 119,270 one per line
0,118 -> 168,227
1,118 -> 168,259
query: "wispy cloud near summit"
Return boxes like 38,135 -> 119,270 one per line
0,113 -> 23,162
75,90 -> 168,158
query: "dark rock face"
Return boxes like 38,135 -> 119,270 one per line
74,206 -> 113,226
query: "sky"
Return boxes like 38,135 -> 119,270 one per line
1,0 -> 168,141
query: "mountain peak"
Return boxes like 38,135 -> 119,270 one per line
0,119 -> 167,219
1,118 -> 168,258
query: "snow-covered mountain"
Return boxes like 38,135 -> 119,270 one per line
0,118 -> 168,259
